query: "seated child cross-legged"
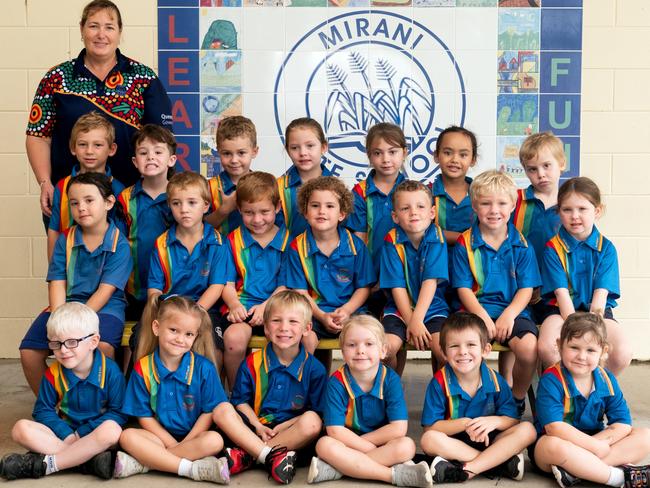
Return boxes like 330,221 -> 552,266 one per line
532,312 -> 650,488
308,315 -> 432,488
2,303 -> 126,481
420,312 -> 536,483
213,291 -> 326,485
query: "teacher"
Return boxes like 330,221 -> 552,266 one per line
26,0 -> 172,220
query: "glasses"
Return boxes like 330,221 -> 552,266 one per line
48,333 -> 95,351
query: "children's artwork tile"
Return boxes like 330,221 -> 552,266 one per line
414,0 -> 454,6
200,134 -> 221,177
498,8 -> 540,51
371,0 -> 412,7
243,0 -> 292,7
497,50 -> 540,94
200,50 -> 242,93
496,135 -> 527,181
456,0 -> 496,5
329,0 -> 368,6
201,0 -> 243,6
200,93 -> 243,136
497,94 -> 539,136
200,7 -> 241,49
499,0 -> 539,7
242,7 -> 286,50
455,6 -> 497,51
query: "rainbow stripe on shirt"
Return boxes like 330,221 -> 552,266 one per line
134,352 -> 195,414
277,174 -> 294,231
208,176 -> 233,235
154,230 -> 174,294
434,364 -> 500,420
56,175 -> 73,232
332,365 -> 387,432
384,228 -> 414,308
118,185 -> 141,297
434,196 -> 448,229
457,228 -> 484,297
352,180 -> 376,252
513,189 -> 535,236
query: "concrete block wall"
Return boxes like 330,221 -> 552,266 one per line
0,0 -> 648,358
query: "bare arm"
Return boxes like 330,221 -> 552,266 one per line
197,283 -> 225,311
85,283 -> 117,313
590,288 -> 609,315
138,416 -> 179,448
26,135 -> 54,217
391,287 -> 413,324
361,420 -> 408,447
554,288 -> 575,319
46,229 -> 59,263
326,425 -> 377,453
183,412 -> 213,441
48,280 -> 67,311
443,230 -> 461,246
495,287 -> 533,343
545,421 -> 611,458
428,418 -> 471,436
457,288 -> 496,338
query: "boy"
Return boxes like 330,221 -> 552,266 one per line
286,176 -> 375,354
206,115 -> 259,234
452,170 -> 540,417
420,312 -> 536,483
213,291 -> 327,485
221,171 -> 291,389
1,303 -> 126,480
380,180 -> 449,374
47,111 -> 125,261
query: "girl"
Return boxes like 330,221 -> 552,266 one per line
116,296 -> 230,483
277,117 -> 331,238
539,177 -> 631,375
308,315 -> 432,488
19,172 -> 132,394
532,312 -> 650,488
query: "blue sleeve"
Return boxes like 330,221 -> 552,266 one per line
76,360 -> 127,437
535,372 -> 567,429
48,187 -> 62,231
323,377 -> 348,427
286,243 -> 309,290
421,378 -> 446,426
111,178 -> 125,197
384,369 -> 408,422
32,376 -> 75,440
306,359 -> 328,415
142,76 -> 172,128
541,244 -> 569,296
207,240 -> 231,286
198,357 -> 228,412
99,237 -> 132,290
603,370 -> 631,425
515,245 -> 541,289
47,234 -> 68,282
594,241 -> 620,298
379,242 -> 407,290
229,359 -> 254,407
422,240 -> 449,281
346,189 -> 367,233
121,369 -> 155,418
147,241 -> 165,291
493,373 -> 518,418
451,242 -> 474,289
352,237 -> 376,288
277,250 -> 288,288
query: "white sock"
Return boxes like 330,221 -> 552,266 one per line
257,446 -> 271,464
606,466 -> 625,487
44,455 -> 58,476
178,458 -> 193,478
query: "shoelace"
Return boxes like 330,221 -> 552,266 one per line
265,446 -> 294,481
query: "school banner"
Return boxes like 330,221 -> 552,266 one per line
158,0 -> 582,185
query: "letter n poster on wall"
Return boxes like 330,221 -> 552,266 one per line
158,0 -> 582,185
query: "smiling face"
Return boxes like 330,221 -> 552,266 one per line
368,138 -> 407,179
169,185 -> 210,231
559,332 -> 605,379
217,136 -> 258,182
443,327 -> 490,377
286,127 -> 327,176
523,145 -> 564,195
392,189 -> 435,237
558,192 -> 601,241
305,189 -> 345,233
153,310 -> 201,361
80,8 -> 121,61
132,137 -> 176,179
473,191 -> 515,233
341,324 -> 387,376
435,131 -> 476,181
240,197 -> 279,237
68,182 -> 114,230
50,328 -> 99,374
265,305 -> 309,351
72,127 -> 116,173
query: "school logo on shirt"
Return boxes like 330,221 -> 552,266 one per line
291,394 -> 305,411
201,260 -> 211,277
273,11 -> 465,182
336,268 -> 352,284
183,394 -> 196,411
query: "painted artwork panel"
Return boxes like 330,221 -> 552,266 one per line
498,9 -> 540,50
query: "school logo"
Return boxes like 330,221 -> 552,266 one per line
274,11 -> 466,182
183,394 -> 196,411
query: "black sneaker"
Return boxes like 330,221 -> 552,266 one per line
551,465 -> 580,488
0,452 -> 46,480
430,456 -> 468,484
265,446 -> 296,485
622,463 -> 650,488
80,451 -> 114,479
485,452 -> 524,481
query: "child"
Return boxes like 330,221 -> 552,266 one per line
531,312 -> 650,488
307,315 -> 432,487
420,312 -> 536,483
116,296 -> 230,483
143,171 -> 231,366
47,112 -> 125,261
277,117 -> 332,238
379,180 -> 449,374
213,291 -> 327,485
451,170 -> 540,417
221,171 -> 291,388
286,176 -> 375,353
20,172 -> 132,394
539,177 -> 631,375
117,124 -> 176,320
1,303 -> 126,481
206,115 -> 259,234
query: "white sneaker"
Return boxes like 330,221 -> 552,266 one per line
307,457 -> 343,484
113,451 -> 149,478
191,456 -> 230,484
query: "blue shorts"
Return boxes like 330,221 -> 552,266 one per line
533,304 -> 615,323
381,314 -> 446,342
20,310 -> 124,350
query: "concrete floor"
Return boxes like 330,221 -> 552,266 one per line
1,359 -> 649,487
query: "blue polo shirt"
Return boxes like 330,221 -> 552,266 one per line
431,175 -> 474,233
231,344 -> 327,424
346,170 -> 405,271
148,223 -> 230,304
380,224 -> 449,321
324,364 -> 407,435
452,222 -> 541,319
421,362 -> 517,426
276,164 -> 333,238
117,180 -> 173,301
510,185 -> 561,268
208,171 -> 242,235
286,226 -> 376,312
49,166 -> 125,233
225,225 -> 290,311
123,349 -> 227,438
48,221 -> 131,321
535,363 -> 631,435
541,226 -> 619,310
33,350 -> 127,440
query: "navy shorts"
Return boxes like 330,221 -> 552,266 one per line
452,429 -> 501,452
491,316 -> 538,346
381,314 -> 446,342
533,304 -> 615,323
20,310 -> 124,350
217,312 -> 264,351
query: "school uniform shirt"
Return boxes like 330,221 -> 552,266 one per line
123,349 -> 227,438
286,227 -> 376,312
148,223 -> 231,303
541,226 -> 619,310
346,170 -> 405,271
48,166 -> 125,234
510,185 -> 561,268
431,175 -> 474,233
276,164 -> 333,238
324,364 -> 407,435
33,350 -> 127,440
421,362 -> 517,426
231,343 -> 327,425
117,180 -> 173,301
380,224 -> 450,321
535,362 -> 631,435
452,222 -> 541,319
224,225 -> 290,311
208,171 -> 242,235
47,221 -> 132,321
